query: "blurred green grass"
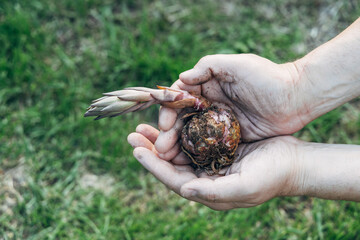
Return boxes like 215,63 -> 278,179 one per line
0,0 -> 359,239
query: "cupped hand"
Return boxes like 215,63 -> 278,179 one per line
128,124 -> 304,210
155,54 -> 309,156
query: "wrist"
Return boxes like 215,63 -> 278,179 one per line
277,138 -> 308,197
296,142 -> 360,201
292,20 -> 360,124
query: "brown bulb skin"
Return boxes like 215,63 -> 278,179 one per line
181,106 -> 241,175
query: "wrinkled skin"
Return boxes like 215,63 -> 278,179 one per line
127,54 -> 310,209
154,54 -> 310,158
128,124 -> 302,210
128,20 -> 360,209
154,54 -> 310,162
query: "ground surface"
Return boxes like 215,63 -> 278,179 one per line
1,0 -> 359,239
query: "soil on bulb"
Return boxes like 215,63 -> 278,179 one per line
180,106 -> 241,175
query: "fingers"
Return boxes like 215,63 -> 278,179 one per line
134,124 -> 187,162
133,147 -> 197,193
128,123 -> 160,152
186,197 -> 235,211
133,147 -> 234,210
155,115 -> 184,153
180,55 -> 220,85
180,174 -> 254,205
156,79 -> 202,153
158,107 -> 177,131
135,124 -> 159,144
172,79 -> 202,93
178,173 -> 238,210
158,80 -> 201,131
180,55 -> 240,86
127,132 -> 156,152
158,143 -> 180,161
180,67 -> 212,85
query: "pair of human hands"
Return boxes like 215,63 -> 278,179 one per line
128,19 -> 360,209
128,54 -> 311,210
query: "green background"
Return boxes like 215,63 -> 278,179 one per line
1,0 -> 359,239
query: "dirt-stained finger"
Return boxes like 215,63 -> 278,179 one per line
155,115 -> 184,153
158,107 -> 178,131
135,124 -> 160,144
127,132 -> 156,152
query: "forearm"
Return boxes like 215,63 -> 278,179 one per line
298,142 -> 360,201
294,18 -> 360,123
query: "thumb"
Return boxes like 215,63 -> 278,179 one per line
180,174 -> 244,203
179,54 -> 231,85
179,67 -> 212,85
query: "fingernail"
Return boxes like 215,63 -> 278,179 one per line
158,153 -> 166,159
